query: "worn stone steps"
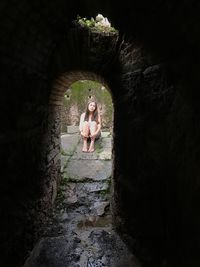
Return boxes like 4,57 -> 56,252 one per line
23,131 -> 140,267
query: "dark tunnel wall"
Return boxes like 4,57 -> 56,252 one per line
1,1 -> 200,267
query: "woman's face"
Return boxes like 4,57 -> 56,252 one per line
88,102 -> 96,112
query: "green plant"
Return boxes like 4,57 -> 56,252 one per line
77,16 -> 95,28
61,172 -> 70,185
61,148 -> 67,156
77,14 -> 118,33
95,141 -> 103,154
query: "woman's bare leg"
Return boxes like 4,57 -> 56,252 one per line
88,121 -> 97,152
82,138 -> 88,152
82,121 -> 89,152
88,139 -> 95,152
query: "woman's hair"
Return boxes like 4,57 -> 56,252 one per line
84,100 -> 98,122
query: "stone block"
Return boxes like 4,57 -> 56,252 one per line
67,125 -> 79,133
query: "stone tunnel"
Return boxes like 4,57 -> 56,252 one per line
1,1 -> 200,266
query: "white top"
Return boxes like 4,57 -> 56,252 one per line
79,112 -> 101,134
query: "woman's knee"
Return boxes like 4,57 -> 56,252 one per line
82,121 -> 89,130
83,121 -> 89,127
89,121 -> 97,130
90,121 -> 97,126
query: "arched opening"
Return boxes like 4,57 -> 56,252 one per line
59,78 -> 114,264
60,77 -> 113,217
52,71 -> 114,211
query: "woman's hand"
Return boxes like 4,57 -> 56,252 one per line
81,131 -> 89,138
90,133 -> 97,139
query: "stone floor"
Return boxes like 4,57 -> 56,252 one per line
23,131 -> 141,267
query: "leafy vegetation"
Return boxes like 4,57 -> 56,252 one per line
95,140 -> 104,154
77,14 -> 118,33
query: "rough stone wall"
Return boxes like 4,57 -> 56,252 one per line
112,62 -> 175,265
0,2 -> 79,266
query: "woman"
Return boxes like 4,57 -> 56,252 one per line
79,100 -> 101,152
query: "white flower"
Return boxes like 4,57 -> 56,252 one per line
102,17 -> 111,27
95,22 -> 99,27
96,14 -> 104,22
95,14 -> 111,28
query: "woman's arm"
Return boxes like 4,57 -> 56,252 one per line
91,114 -> 101,137
79,113 -> 85,132
96,114 -> 101,133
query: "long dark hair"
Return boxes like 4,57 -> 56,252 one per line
84,100 -> 98,122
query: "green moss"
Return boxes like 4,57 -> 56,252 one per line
61,173 -> 70,185
95,141 -> 104,154
61,148 -> 67,156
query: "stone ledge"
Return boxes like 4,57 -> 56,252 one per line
67,125 -> 79,133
